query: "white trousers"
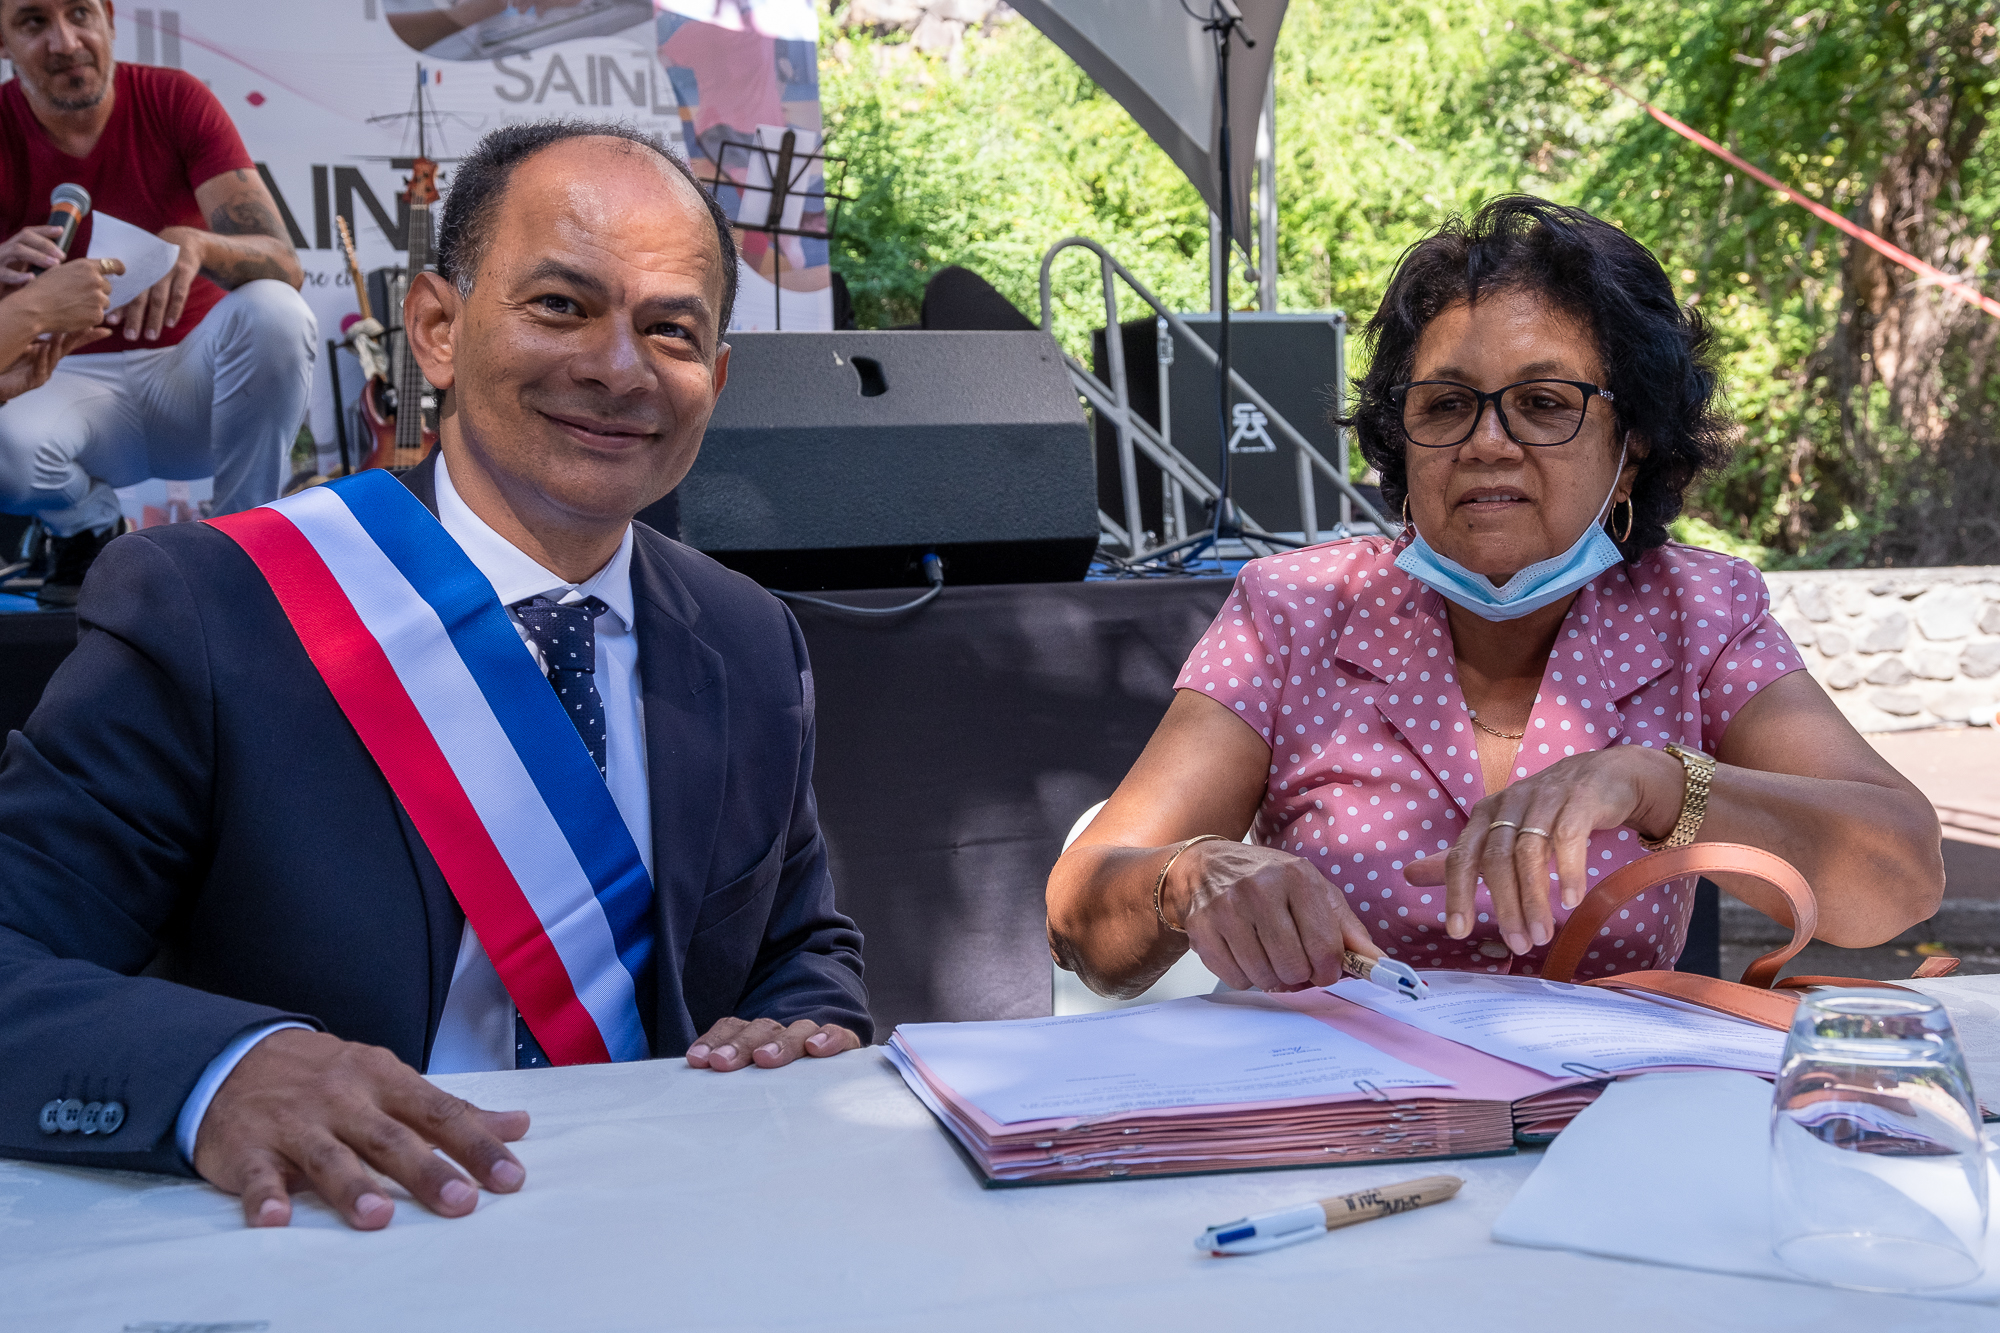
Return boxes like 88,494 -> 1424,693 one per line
0,279 -> 318,536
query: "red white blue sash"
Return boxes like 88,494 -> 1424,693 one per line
208,470 -> 653,1066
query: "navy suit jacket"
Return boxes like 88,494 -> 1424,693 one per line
0,456 -> 868,1174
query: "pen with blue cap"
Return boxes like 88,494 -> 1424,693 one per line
1342,949 -> 1431,1000
1198,1174 -> 1463,1255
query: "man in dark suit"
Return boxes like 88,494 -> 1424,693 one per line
0,120 -> 869,1229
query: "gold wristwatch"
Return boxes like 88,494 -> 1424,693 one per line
1639,742 -> 1716,851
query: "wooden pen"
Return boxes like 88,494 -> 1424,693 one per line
1198,1175 -> 1465,1254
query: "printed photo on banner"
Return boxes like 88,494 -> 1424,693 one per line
28,0 -> 832,520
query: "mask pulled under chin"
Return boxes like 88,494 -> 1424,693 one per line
1394,522 -> 1626,621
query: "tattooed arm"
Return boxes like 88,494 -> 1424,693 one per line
112,168 -> 304,343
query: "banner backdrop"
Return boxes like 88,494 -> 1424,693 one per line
5,1 -> 830,484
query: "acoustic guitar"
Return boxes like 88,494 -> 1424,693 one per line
359,155 -> 441,474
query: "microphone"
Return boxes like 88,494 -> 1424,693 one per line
30,183 -> 92,275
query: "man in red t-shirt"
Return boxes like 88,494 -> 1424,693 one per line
0,0 -> 314,604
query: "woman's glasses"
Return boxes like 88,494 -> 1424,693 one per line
1390,379 -> 1615,449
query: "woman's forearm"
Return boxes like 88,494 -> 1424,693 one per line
0,305 -> 44,369
1697,763 -> 1942,947
1046,843 -> 1191,999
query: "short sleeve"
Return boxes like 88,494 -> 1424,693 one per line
1697,565 -> 1807,752
168,71 -> 254,192
1176,572 -> 1287,742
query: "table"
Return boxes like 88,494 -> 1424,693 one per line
8,978 -> 2000,1332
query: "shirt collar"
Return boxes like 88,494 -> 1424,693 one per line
433,452 -> 635,632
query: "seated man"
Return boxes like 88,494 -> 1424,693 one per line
0,0 -> 316,605
0,120 -> 869,1229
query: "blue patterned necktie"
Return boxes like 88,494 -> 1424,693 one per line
507,593 -> 610,1068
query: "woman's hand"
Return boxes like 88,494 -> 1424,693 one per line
0,328 -> 110,403
1403,745 -> 1685,955
11,257 -> 121,335
1165,840 -> 1381,993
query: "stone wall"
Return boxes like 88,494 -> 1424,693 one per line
1764,567 -> 2000,732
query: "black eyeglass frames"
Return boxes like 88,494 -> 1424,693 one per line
1389,379 -> 1615,449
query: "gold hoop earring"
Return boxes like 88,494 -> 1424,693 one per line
1614,499 -> 1634,543
1402,496 -> 1412,527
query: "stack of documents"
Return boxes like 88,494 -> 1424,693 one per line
888,973 -> 1789,1185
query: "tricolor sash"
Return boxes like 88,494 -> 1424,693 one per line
208,470 -> 653,1065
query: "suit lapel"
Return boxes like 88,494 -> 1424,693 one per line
630,534 -> 728,1052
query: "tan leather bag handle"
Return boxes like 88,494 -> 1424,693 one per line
1539,843 -> 1957,1032
1541,843 -> 1816,988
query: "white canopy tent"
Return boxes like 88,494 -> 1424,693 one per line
1008,0 -> 1287,287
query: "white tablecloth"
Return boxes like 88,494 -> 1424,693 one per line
8,978 -> 2000,1332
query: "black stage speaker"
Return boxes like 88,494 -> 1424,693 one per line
1092,312 -> 1351,541
647,330 -> 1097,590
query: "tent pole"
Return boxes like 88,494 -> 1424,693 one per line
1257,69 -> 1277,312
1208,211 -> 1224,313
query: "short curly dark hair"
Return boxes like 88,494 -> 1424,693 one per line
435,118 -> 739,337
1345,195 -> 1731,559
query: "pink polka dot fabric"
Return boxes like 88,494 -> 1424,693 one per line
1175,535 -> 1806,980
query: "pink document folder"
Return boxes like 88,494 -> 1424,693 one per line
889,988 -> 1637,1186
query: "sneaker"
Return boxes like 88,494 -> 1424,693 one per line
35,519 -> 127,608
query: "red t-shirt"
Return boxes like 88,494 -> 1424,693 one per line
0,63 -> 254,352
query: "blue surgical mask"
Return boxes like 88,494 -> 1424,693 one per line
1394,443 -> 1628,622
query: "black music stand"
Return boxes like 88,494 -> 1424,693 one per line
710,131 -> 853,331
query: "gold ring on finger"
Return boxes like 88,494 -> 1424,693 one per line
1488,819 -> 1520,831
97,257 -> 116,274
1518,826 -> 1551,839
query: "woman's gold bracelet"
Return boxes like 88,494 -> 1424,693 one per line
1153,834 -> 1230,934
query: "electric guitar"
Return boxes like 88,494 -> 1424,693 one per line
334,215 -> 395,473
360,155 -> 441,474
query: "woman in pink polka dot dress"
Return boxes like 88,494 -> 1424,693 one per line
1048,197 -> 1943,998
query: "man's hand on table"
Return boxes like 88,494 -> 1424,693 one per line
686,1017 -> 863,1071
193,1029 -> 529,1231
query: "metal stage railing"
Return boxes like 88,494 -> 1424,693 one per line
1037,237 -> 1394,563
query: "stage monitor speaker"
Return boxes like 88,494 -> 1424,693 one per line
645,330 -> 1098,590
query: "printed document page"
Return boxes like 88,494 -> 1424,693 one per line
893,994 -> 1453,1125
85,213 -> 181,308
1330,971 -> 1786,1079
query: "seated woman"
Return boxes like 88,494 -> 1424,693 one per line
1047,195 -> 1943,998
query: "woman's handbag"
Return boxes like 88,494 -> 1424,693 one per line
1539,843 -> 1959,1031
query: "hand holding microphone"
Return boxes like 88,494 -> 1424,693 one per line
0,184 -> 93,287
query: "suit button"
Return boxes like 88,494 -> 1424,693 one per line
56,1098 -> 84,1133
79,1102 -> 103,1135
97,1100 -> 125,1135
38,1101 -> 61,1135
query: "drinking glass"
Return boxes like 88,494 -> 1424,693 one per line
1770,990 -> 1989,1292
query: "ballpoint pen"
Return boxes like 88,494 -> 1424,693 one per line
1342,949 -> 1431,1000
1198,1175 -> 1464,1255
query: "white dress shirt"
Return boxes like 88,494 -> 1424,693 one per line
175,455 -> 653,1159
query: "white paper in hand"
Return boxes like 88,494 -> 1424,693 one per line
84,212 -> 180,307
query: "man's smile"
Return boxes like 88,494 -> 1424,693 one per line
537,407 -> 659,449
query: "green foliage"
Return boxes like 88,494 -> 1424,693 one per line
821,20 -> 1210,346
819,1 -> 1999,566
